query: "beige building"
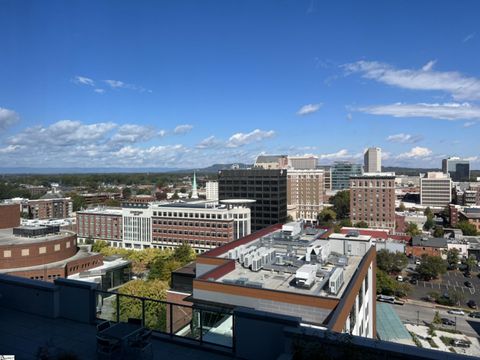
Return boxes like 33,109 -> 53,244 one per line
254,155 -> 288,169
350,173 -> 396,230
364,147 -> 381,173
420,172 -> 452,208
287,169 -> 325,222
287,155 -> 317,169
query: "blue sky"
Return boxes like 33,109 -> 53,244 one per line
0,0 -> 479,169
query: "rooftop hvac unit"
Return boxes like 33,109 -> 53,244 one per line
243,254 -> 253,268
228,250 -> 235,260
295,264 -> 317,289
276,254 -> 285,265
329,267 -> 344,295
251,257 -> 263,272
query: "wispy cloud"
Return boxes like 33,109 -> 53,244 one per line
386,133 -> 422,144
344,60 -> 480,101
397,146 -> 432,159
297,103 -> 322,116
0,108 -> 20,131
318,149 -> 350,160
226,129 -> 275,148
104,79 -> 151,93
94,88 -> 105,94
358,102 -> 480,121
463,32 -> 475,43
196,136 -> 223,149
463,121 -> 476,128
72,76 -> 95,87
174,124 -> 193,135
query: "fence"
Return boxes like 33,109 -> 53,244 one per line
95,289 -> 234,349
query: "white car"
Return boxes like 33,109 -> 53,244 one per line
415,259 -> 421,265
396,275 -> 403,282
447,309 -> 465,316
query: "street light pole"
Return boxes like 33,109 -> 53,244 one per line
455,316 -> 457,331
417,310 -> 419,326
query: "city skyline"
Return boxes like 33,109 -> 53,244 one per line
1,1 -> 479,169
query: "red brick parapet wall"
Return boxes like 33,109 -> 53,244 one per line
0,234 -> 78,269
0,204 -> 20,229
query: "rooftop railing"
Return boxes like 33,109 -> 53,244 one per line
95,289 -> 234,350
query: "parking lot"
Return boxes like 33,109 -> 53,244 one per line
406,270 -> 480,308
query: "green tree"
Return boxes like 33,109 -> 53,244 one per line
446,248 -> 460,269
423,217 -> 435,231
432,226 -> 444,238
398,202 -> 406,212
433,311 -> 442,325
339,218 -> 352,227
92,240 -> 109,253
405,222 -> 421,236
376,269 -> 411,297
424,207 -> 434,219
354,221 -> 369,228
122,187 -> 132,200
71,194 -> 86,212
457,221 -> 478,236
416,255 -> 447,281
173,244 -> 196,263
377,250 -> 408,274
329,190 -> 350,219
104,198 -> 121,207
465,255 -> 477,272
171,191 -> 179,200
116,280 -> 168,330
317,208 -> 337,226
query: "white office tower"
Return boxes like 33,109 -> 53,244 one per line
364,147 -> 381,173
206,181 -> 219,201
420,172 -> 452,207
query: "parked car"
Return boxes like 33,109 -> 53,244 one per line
453,339 -> 470,348
396,275 -> 403,282
415,259 -> 421,265
410,278 -> 418,285
441,318 -> 456,326
465,281 -> 474,288
377,295 -> 395,304
467,300 -> 478,309
469,311 -> 480,318
464,271 -> 472,278
447,309 -> 465,316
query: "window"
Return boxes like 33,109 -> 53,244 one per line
39,247 -> 46,254
21,249 -> 30,256
54,244 -> 61,251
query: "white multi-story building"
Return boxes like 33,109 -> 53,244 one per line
364,147 -> 381,173
205,181 -> 219,201
122,205 -> 153,250
420,172 -> 452,208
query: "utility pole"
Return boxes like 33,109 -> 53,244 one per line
417,310 -> 420,326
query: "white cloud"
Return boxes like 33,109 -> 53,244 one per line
463,121 -> 476,128
104,79 -> 150,93
94,88 -> 105,94
196,136 -> 222,149
297,103 -> 322,116
0,145 -> 22,154
344,60 -> 480,100
421,60 -> 436,72
110,124 -> 154,144
226,129 -> 275,148
358,102 -> 480,121
0,108 -> 19,130
174,124 -> 193,134
318,149 -> 350,160
463,33 -> 475,43
397,146 -> 432,159
73,76 -> 95,86
386,133 -> 422,144
158,130 -> 167,137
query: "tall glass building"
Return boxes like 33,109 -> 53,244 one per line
331,161 -> 363,190
442,157 -> 470,182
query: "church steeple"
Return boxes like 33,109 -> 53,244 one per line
191,171 -> 198,199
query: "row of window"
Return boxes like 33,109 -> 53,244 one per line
2,242 -> 71,258
153,229 -> 230,237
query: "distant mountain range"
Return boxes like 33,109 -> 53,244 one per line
0,164 -> 478,177
0,163 -> 252,175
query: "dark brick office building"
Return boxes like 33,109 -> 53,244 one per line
218,169 -> 287,231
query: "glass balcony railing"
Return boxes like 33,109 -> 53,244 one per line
95,290 -> 233,349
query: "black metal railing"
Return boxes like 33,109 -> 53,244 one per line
95,290 -> 234,349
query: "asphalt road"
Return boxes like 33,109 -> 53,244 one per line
392,302 -> 480,338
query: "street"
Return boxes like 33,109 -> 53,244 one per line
392,302 -> 480,338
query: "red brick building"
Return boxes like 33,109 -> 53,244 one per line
76,207 -> 123,246
0,203 -> 20,229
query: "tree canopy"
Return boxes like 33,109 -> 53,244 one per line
376,249 -> 408,274
329,190 -> 350,219
457,221 -> 478,236
416,255 -> 447,280
405,222 -> 421,236
317,208 -> 337,226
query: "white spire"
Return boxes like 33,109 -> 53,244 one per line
191,171 -> 198,199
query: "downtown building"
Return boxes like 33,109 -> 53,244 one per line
76,207 -> 123,246
218,169 -> 287,231
179,222 -> 376,339
331,161 -> 363,190
420,172 -> 452,208
364,147 -> 381,173
287,169 -> 325,223
442,157 -> 470,182
287,155 -> 318,169
350,173 -> 396,230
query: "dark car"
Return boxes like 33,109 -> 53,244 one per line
468,300 -> 478,309
410,278 -> 418,285
469,311 -> 480,318
465,281 -> 474,288
464,271 -> 472,278
441,318 -> 456,326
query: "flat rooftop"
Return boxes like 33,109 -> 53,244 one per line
0,228 -> 74,246
77,207 -> 122,215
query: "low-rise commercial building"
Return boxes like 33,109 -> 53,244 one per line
406,236 -> 447,258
